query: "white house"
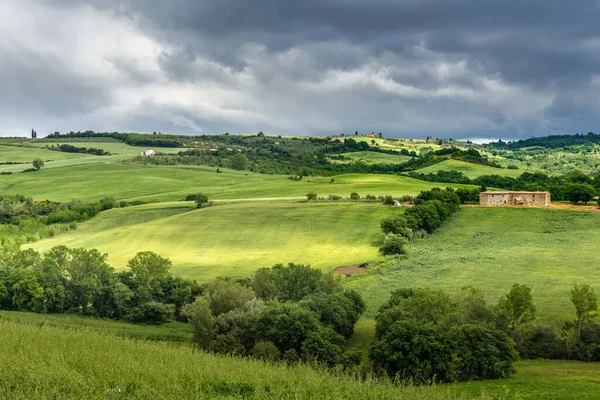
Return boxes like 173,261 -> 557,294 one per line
140,149 -> 156,156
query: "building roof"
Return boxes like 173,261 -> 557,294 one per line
481,191 -> 550,195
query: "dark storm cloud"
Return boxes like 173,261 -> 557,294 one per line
4,0 -> 600,139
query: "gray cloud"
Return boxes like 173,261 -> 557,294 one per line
2,0 -> 600,139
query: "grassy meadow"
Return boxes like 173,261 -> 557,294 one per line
338,151 -> 412,164
2,313 -> 600,399
28,201 -> 403,281
28,140 -> 183,156
0,161 -> 477,202
0,317 -> 481,400
349,207 -> 600,322
415,159 -> 526,178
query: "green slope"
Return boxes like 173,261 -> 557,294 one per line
0,162 -> 477,202
338,151 -> 412,164
416,159 -> 525,178
349,207 -> 600,323
27,201 -> 403,281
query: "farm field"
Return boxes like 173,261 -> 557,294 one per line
415,159 -> 526,178
349,207 -> 600,323
0,143 -> 93,162
2,313 -> 599,399
0,161 -> 477,202
29,140 -> 183,156
338,151 -> 412,164
27,201 -> 401,281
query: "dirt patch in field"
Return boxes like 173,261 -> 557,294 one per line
334,263 -> 368,275
548,204 -> 600,212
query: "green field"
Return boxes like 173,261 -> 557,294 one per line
416,159 -> 526,178
0,316 -> 476,400
0,162 -> 476,202
349,207 -> 600,322
2,312 -> 600,399
338,151 -> 412,164
0,143 -> 93,162
28,201 -> 402,281
28,140 -> 183,156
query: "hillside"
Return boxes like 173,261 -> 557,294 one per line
415,159 -> 524,179
28,201 -> 402,280
349,207 -> 600,323
3,312 -> 600,399
0,161 -> 477,202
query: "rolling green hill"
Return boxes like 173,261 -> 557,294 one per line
415,159 -> 525,178
0,162 -> 477,202
27,201 -> 402,281
349,207 -> 600,323
338,151 -> 412,164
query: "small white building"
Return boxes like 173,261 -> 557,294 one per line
140,149 -> 156,156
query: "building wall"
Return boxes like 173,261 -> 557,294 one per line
480,192 -> 550,207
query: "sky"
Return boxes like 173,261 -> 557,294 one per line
1,0 -> 599,140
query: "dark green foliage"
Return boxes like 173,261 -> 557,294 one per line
379,233 -> 407,255
127,301 -> 176,324
306,192 -> 317,201
497,284 -> 536,339
32,159 -> 44,170
187,193 -> 209,208
567,183 -> 596,204
370,287 -> 516,383
55,144 -> 110,156
486,132 -> 600,150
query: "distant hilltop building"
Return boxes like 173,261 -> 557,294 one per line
480,191 -> 551,207
140,149 -> 156,156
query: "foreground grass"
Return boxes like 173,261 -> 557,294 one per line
28,201 -> 401,281
415,159 -> 525,178
0,318 -> 481,400
349,207 -> 600,322
0,161 -> 477,202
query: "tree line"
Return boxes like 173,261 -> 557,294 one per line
409,170 -> 600,203
379,188 -> 461,255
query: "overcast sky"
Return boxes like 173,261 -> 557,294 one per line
1,0 -> 599,140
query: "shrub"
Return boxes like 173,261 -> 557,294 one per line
382,196 -> 395,205
126,302 -> 176,325
252,341 -> 281,361
350,192 -> 360,200
379,233 -> 407,255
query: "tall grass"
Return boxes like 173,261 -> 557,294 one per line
0,319 -> 490,399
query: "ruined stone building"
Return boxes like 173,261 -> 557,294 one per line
479,191 -> 551,207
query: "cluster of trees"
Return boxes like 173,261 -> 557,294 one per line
379,188 -> 460,255
46,131 -> 182,148
0,194 -> 117,226
370,286 -> 518,382
0,246 -> 201,324
183,263 -> 365,367
53,144 -> 110,156
409,170 -> 600,203
370,283 -> 600,382
485,132 -> 600,150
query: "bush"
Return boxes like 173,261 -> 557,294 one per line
252,341 -> 281,361
350,192 -> 360,200
127,302 -> 176,324
379,233 -> 407,255
382,196 -> 395,205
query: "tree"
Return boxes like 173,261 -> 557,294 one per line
571,284 -> 598,339
350,192 -> 360,200
230,153 -> 248,170
189,193 -> 208,208
127,251 -> 172,303
204,278 -> 255,316
306,192 -> 317,202
32,158 -> 44,171
497,284 -> 536,339
379,233 -> 407,255
182,296 -> 214,349
567,184 -> 596,204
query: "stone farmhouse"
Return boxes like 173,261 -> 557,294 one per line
480,191 -> 551,207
